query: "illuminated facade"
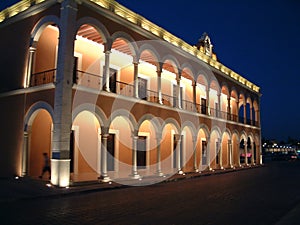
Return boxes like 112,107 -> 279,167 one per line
0,0 -> 262,187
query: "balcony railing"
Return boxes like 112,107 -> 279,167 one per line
29,69 -> 259,127
30,69 -> 56,86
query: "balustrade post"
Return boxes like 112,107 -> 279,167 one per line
26,46 -> 36,87
192,80 -> 197,112
133,61 -> 139,98
157,68 -> 163,104
103,48 -> 111,92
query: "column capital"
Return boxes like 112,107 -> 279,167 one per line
132,129 -> 139,138
101,126 -> 109,135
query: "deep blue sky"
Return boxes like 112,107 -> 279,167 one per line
1,0 -> 300,141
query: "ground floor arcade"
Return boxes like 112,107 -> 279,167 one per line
22,100 -> 261,185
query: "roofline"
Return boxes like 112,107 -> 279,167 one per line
0,0 -> 261,93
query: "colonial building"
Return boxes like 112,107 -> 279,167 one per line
0,0 -> 262,187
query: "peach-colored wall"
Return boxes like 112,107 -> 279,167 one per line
183,129 -> 194,172
29,110 -> 52,177
73,111 -> 99,174
221,133 -> 229,167
34,26 -> 58,73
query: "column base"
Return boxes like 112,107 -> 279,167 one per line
178,170 -> 184,175
51,159 -> 70,187
155,171 -> 164,177
99,175 -> 111,183
130,173 -> 141,179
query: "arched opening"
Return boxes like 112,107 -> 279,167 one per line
137,119 -> 157,175
196,74 -> 208,115
74,24 -> 105,89
209,80 -> 220,117
161,59 -> 179,107
109,115 -> 133,178
210,129 -> 221,169
230,90 -> 238,122
197,128 -> 209,171
109,37 -> 136,95
239,135 -> 247,165
238,94 -> 245,123
232,132 -> 240,167
181,67 -> 194,111
221,85 -> 230,118
161,123 -> 179,174
139,49 -> 160,102
30,23 -> 59,87
72,110 -> 101,182
182,126 -> 194,172
221,131 -> 230,168
26,109 -> 53,179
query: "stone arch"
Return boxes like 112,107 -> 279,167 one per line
181,125 -> 195,172
72,110 -> 102,181
31,15 -> 60,43
221,83 -> 230,113
159,117 -> 181,173
210,126 -> 222,169
221,129 -> 232,168
26,16 -> 60,87
161,54 -> 180,75
137,114 -> 162,135
196,125 -> 210,171
24,101 -> 54,129
109,109 -> 137,132
23,103 -> 54,178
231,130 -> 240,167
110,31 -> 138,58
75,17 -> 110,44
138,43 -> 161,68
72,103 -> 108,128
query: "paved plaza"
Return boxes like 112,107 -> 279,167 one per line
1,161 -> 300,225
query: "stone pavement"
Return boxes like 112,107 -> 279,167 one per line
0,164 -> 299,224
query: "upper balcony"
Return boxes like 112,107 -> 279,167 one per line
25,23 -> 260,128
30,68 -> 260,127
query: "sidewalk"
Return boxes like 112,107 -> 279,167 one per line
0,165 -> 261,203
0,164 -> 299,224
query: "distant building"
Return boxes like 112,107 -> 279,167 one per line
0,0 -> 262,187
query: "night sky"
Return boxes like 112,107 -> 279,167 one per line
1,0 -> 300,141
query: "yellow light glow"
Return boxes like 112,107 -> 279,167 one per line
0,0 -> 260,93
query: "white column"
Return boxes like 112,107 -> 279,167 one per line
175,134 -> 183,174
227,97 -> 231,120
131,133 -> 140,179
244,141 -> 248,166
22,131 -> 29,176
133,61 -> 139,98
236,99 -> 239,122
237,142 -> 241,167
251,141 -> 255,165
192,80 -> 197,112
157,68 -> 163,104
218,139 -> 222,169
155,136 -> 163,176
217,93 -> 221,117
207,137 -> 211,170
206,88 -> 210,115
243,103 -> 247,124
100,128 -> 110,182
228,140 -> 233,168
51,0 -> 77,187
176,73 -> 182,109
26,46 -> 36,87
193,136 -> 198,172
103,50 -> 111,91
250,107 -> 253,125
